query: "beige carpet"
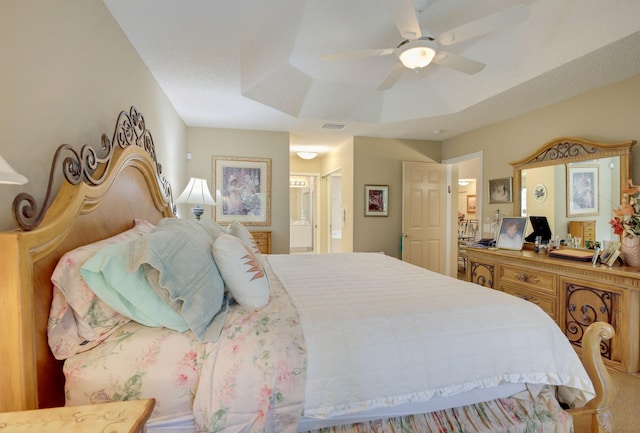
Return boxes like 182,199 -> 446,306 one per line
609,370 -> 640,433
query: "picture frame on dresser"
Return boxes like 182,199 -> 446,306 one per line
496,217 -> 527,250
600,241 -> 620,266
212,156 -> 271,226
567,164 -> 599,217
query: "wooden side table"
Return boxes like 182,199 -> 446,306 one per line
250,230 -> 271,254
0,399 -> 155,432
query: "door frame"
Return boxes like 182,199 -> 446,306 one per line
290,172 -> 320,253
442,151 -> 484,276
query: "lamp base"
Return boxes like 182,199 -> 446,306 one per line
191,206 -> 204,221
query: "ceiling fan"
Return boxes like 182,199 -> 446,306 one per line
321,1 -> 529,90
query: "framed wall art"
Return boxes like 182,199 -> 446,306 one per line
212,156 -> 271,225
567,164 -> 598,217
488,177 -> 513,203
364,185 -> 389,216
466,195 -> 477,213
533,184 -> 547,202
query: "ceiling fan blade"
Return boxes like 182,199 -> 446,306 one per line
433,51 -> 485,75
387,0 -> 422,40
438,4 -> 529,46
321,48 -> 395,62
377,63 -> 405,91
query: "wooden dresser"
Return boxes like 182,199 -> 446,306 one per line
465,246 -> 640,373
250,230 -> 271,254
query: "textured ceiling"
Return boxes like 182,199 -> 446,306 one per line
103,0 -> 640,155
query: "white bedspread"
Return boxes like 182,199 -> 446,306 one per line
266,253 -> 595,421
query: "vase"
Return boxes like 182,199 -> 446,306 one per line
621,236 -> 640,267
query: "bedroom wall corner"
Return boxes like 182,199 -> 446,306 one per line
0,0 -> 187,232
353,137 -> 441,259
185,127 -> 290,253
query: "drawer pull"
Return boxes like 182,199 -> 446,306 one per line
517,293 -> 540,305
514,272 -> 538,283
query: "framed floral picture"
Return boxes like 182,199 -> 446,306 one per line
567,164 -> 598,217
212,156 -> 271,225
466,195 -> 477,213
365,185 -> 389,216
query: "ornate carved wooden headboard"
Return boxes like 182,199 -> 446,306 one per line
0,107 -> 175,411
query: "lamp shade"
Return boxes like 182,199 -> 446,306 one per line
397,39 -> 437,70
0,155 -> 28,185
176,177 -> 215,205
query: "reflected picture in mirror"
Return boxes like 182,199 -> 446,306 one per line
567,164 -> 599,217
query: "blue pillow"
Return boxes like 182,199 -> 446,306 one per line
127,218 -> 226,342
81,240 -> 189,331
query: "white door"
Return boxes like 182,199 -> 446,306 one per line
402,161 -> 447,273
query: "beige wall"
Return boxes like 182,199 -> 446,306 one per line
185,127 -> 290,253
0,0 -> 186,232
353,137 -> 440,258
442,74 -> 640,230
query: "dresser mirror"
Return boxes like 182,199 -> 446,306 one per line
510,137 -> 636,246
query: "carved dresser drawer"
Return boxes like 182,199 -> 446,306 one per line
498,264 -> 557,296
501,284 -> 558,320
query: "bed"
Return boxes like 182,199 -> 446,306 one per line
0,107 -> 617,433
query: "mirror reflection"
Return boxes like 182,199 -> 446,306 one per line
519,157 -> 620,247
511,137 -> 635,249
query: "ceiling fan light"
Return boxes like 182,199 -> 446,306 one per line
297,151 -> 318,160
398,39 -> 437,69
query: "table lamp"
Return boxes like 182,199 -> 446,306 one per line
175,177 -> 215,220
0,155 -> 28,185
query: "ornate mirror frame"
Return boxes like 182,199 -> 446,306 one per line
510,137 -> 636,218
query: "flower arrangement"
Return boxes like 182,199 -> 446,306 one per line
610,180 -> 640,238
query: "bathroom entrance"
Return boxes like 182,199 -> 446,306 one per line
290,174 -> 316,253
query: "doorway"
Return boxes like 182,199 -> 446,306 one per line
324,170 -> 343,253
443,151 -> 483,277
290,174 -> 317,253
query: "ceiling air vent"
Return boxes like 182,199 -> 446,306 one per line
321,123 -> 346,130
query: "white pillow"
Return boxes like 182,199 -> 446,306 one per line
227,220 -> 265,265
212,234 -> 270,309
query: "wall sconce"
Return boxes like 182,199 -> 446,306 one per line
176,177 -> 215,220
0,155 -> 28,185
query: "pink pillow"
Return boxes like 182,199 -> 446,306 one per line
212,234 -> 270,309
48,220 -> 155,360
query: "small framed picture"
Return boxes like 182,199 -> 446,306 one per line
600,241 -> 620,266
466,195 -> 477,213
496,216 -> 527,250
489,177 -> 513,204
567,164 -> 599,217
365,185 -> 389,217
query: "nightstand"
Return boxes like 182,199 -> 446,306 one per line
0,398 -> 155,432
250,230 -> 271,254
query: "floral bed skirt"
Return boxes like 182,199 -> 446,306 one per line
301,385 -> 572,433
